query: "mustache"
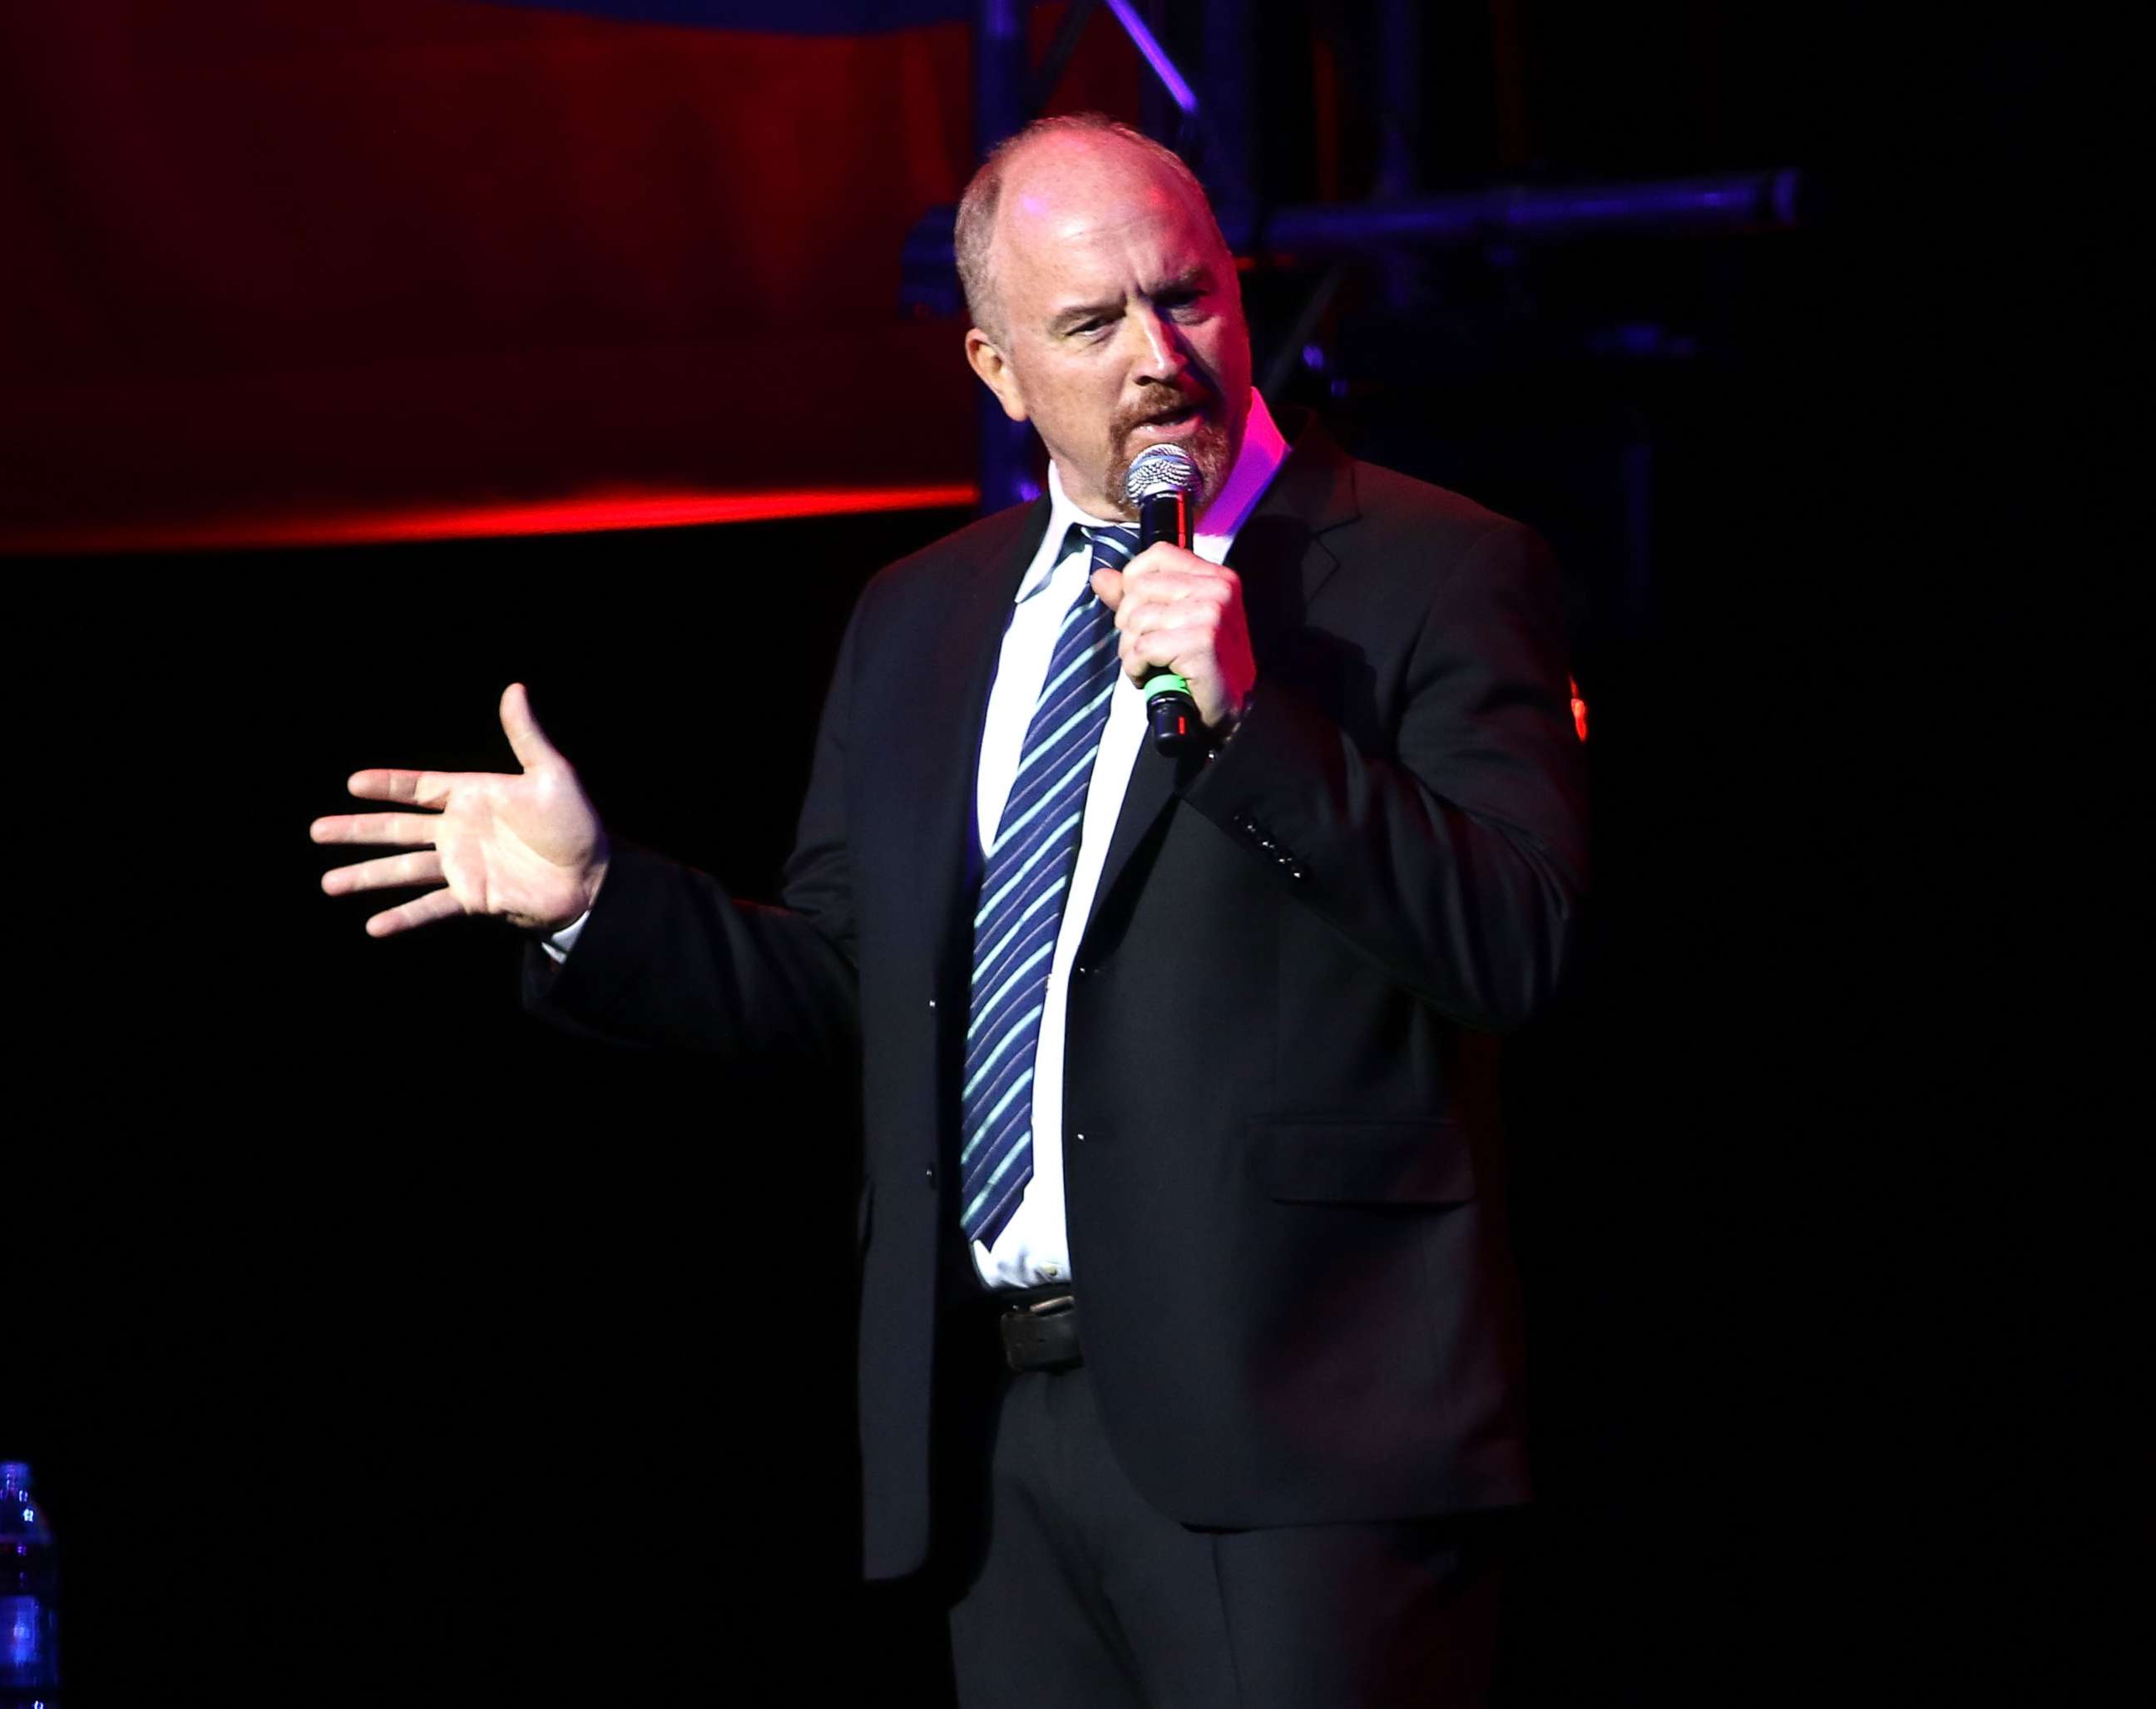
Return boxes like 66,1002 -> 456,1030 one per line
1110,383 -> 1218,442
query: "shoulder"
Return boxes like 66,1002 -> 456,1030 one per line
1338,458 -> 1529,568
858,499 -> 1046,621
1301,447 -> 1564,635
1268,408 -> 1527,565
1348,457 -> 1503,531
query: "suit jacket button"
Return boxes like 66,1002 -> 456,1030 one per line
924,1165 -> 937,1187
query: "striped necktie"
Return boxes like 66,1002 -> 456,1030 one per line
958,523 -> 1135,1248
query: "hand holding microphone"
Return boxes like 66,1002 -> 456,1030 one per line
1090,445 -> 1258,754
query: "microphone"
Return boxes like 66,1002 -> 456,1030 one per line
1124,445 -> 1204,755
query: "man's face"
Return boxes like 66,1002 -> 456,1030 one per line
966,137 -> 1254,519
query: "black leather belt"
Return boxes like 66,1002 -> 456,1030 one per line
994,1285 -> 1081,1373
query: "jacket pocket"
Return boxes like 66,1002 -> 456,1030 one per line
1250,1119 -> 1476,1205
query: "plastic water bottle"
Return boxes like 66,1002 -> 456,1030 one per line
1,1462 -> 57,1708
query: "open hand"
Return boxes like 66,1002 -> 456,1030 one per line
311,683 -> 607,937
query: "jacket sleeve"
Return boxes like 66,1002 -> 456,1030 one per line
521,600 -> 863,1066
1182,517 -> 1587,1033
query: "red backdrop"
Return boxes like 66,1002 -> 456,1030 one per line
0,1 -> 1137,548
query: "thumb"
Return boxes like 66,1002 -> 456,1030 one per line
499,681 -> 563,771
1091,566 -> 1125,610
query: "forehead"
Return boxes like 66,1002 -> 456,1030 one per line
991,139 -> 1219,306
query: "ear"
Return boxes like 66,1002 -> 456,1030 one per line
966,328 -> 1031,424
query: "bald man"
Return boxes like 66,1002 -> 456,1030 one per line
314,116 -> 1585,1707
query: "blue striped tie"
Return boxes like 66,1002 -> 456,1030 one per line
958,523 -> 1135,1247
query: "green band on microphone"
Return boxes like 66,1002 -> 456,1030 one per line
1142,672 -> 1190,698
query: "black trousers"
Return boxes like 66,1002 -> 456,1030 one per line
933,1322 -> 1511,1709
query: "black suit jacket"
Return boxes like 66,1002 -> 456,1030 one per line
530,412 -> 1587,1579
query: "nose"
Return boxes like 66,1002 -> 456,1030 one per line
1128,303 -> 1187,381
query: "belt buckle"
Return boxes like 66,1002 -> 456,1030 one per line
998,1288 -> 1080,1372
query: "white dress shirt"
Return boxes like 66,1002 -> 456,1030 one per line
549,393 -> 1293,1290
966,392 -> 1288,1287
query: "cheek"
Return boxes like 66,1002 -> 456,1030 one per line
1046,371 -> 1110,429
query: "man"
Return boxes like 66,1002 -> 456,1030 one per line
313,116 -> 1585,1706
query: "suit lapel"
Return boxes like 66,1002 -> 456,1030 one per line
1226,411 -> 1359,660
1080,412 -> 1361,937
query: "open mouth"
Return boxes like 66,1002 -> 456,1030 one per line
1130,405 -> 1204,439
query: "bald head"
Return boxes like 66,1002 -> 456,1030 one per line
955,116 -> 1229,347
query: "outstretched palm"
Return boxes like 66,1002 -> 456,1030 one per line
312,683 -> 606,937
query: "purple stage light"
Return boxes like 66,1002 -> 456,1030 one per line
1103,0 -> 1199,114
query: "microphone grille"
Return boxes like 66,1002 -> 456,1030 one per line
1125,445 -> 1203,506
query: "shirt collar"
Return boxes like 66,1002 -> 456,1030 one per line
1194,387 -> 1289,557
1020,389 -> 1292,604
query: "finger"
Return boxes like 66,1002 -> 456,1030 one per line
321,850 -> 444,897
1118,589 -> 1224,635
345,768 -> 458,809
310,811 -> 439,847
1122,542 -> 1183,580
499,682 -> 561,773
1090,567 -> 1125,610
1114,570 -> 1225,615
1122,625 -> 1215,674
1125,542 -> 1226,582
364,887 -> 465,939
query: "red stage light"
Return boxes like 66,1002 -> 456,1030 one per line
7,485 -> 981,556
